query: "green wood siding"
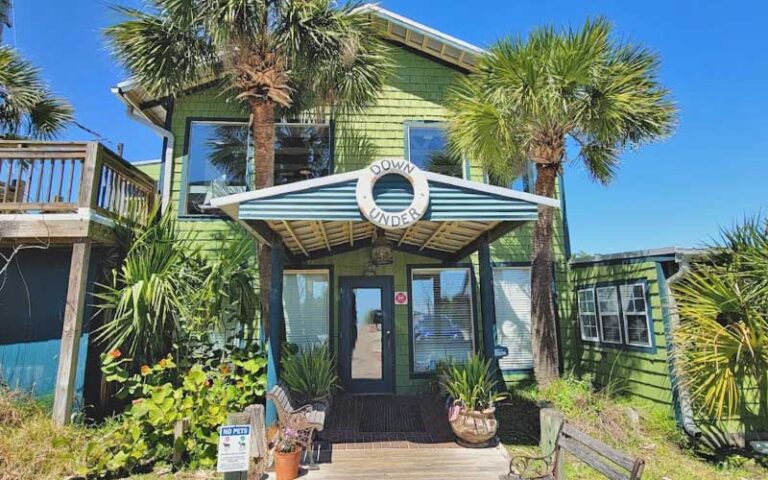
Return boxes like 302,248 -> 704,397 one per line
132,161 -> 162,182
162,45 -> 570,394
569,261 -> 673,405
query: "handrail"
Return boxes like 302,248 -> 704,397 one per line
0,141 -> 156,222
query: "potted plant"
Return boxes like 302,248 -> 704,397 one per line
274,427 -> 302,480
281,343 -> 339,413
439,354 -> 506,447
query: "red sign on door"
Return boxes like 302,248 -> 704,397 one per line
394,291 -> 408,305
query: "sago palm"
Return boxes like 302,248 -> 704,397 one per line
106,0 -> 389,327
0,45 -> 73,139
446,18 -> 676,386
673,218 -> 768,420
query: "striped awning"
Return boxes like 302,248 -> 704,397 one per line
211,165 -> 559,260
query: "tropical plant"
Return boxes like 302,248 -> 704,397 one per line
0,45 -> 73,139
86,349 -> 267,476
281,343 -> 339,402
446,18 -> 676,386
673,217 -> 768,420
439,354 -> 506,411
105,0 -> 391,327
93,211 -> 199,366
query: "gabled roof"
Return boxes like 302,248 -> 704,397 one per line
112,4 -> 484,128
211,168 -> 557,260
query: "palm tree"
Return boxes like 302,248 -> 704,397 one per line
106,0 -> 390,326
0,45 -> 73,139
674,218 -> 768,421
446,18 -> 676,386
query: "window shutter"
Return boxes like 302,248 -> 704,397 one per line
411,268 -> 474,373
493,268 -> 533,371
283,271 -> 330,349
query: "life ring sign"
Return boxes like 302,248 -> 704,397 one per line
356,158 -> 430,230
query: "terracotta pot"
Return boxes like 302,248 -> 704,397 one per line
449,406 -> 498,446
275,448 -> 303,480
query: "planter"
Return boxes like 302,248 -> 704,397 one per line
449,405 -> 498,446
275,448 -> 303,480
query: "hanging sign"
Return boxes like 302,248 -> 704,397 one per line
394,291 -> 409,305
216,424 -> 251,473
356,158 -> 430,230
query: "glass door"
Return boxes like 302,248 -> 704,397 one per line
340,276 -> 394,394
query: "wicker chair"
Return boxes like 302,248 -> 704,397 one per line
267,383 -> 326,468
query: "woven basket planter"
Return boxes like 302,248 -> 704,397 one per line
449,405 -> 498,446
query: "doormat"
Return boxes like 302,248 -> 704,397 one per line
358,397 -> 426,433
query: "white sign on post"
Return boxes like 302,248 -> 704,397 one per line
216,424 -> 251,473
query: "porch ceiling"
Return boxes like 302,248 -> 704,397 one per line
263,219 -> 503,258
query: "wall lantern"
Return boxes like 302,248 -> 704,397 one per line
371,228 -> 394,265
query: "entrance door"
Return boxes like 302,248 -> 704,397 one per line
340,276 -> 394,394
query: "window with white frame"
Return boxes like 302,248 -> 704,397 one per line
411,268 -> 474,373
405,122 -> 464,178
596,286 -> 623,344
576,282 -> 653,349
183,121 -> 331,215
283,270 -> 330,349
493,267 -> 533,371
620,284 -> 652,347
577,289 -> 599,341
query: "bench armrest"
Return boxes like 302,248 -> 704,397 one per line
505,451 -> 557,480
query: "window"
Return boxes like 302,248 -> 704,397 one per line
620,284 -> 652,347
577,289 -> 599,341
596,286 -> 622,344
283,270 -> 330,349
411,268 -> 474,373
183,121 -> 332,215
405,122 -> 463,178
493,267 -> 533,371
488,162 -> 536,192
576,282 -> 653,349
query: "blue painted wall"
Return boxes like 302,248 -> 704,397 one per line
0,247 -> 99,405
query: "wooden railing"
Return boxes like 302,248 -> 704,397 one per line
0,141 -> 156,222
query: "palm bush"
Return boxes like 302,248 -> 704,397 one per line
439,354 -> 506,411
281,343 -> 339,402
446,18 -> 676,386
674,217 -> 768,420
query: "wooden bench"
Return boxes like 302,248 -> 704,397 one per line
501,409 -> 645,480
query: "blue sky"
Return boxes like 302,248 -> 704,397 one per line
12,0 -> 768,254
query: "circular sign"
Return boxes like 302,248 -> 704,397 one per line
394,291 -> 408,305
356,158 -> 430,230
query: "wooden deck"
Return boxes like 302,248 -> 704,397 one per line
270,446 -> 510,480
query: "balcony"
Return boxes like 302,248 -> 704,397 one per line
0,141 -> 156,243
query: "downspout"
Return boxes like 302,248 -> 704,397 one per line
663,257 -> 702,439
112,87 -> 174,212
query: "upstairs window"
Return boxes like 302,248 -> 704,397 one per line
405,122 -> 463,178
576,282 -> 653,349
183,121 -> 332,216
410,268 -> 475,374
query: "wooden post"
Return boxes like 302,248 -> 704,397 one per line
478,238 -> 497,360
540,408 -> 565,479
266,238 -> 284,426
52,239 -> 92,426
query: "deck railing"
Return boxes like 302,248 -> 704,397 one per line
0,141 -> 156,222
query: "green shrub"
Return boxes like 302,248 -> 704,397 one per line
85,347 -> 267,477
439,354 -> 506,411
281,343 -> 339,402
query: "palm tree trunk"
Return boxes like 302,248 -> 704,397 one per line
250,100 -> 276,337
531,162 -> 560,387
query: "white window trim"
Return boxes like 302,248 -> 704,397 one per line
410,267 -> 476,372
576,288 -> 599,342
595,286 -> 623,345
621,283 -> 654,348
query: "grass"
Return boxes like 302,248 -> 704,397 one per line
497,376 -> 768,480
0,388 -> 93,479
